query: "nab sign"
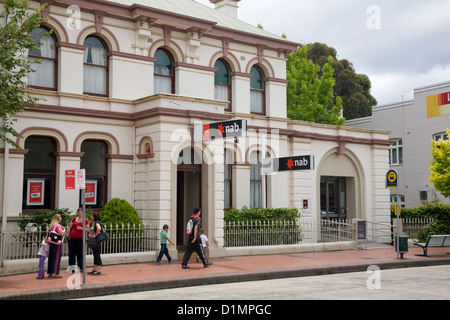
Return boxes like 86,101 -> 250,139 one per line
262,155 -> 315,174
203,119 -> 246,141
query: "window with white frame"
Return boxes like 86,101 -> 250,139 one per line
83,36 -> 108,95
215,59 -> 231,111
28,27 -> 57,89
250,65 -> 265,114
250,151 -> 263,208
433,132 -> 449,142
154,49 -> 174,94
389,139 -> 403,165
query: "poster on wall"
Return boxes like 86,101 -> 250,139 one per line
83,180 -> 97,205
27,179 -> 45,206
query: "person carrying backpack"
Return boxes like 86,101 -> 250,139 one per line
181,208 -> 212,269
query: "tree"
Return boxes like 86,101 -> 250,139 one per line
0,0 -> 46,148
429,128 -> 450,198
287,45 -> 344,125
307,43 -> 377,120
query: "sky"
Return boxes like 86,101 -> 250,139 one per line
195,0 -> 450,106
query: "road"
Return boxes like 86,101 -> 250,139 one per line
78,265 -> 450,300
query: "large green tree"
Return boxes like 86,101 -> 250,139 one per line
287,45 -> 344,125
0,0 -> 46,148
307,42 -> 377,120
429,128 -> 450,198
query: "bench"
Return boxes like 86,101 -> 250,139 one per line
414,235 -> 450,257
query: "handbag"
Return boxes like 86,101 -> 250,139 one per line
95,222 -> 109,243
48,230 -> 63,243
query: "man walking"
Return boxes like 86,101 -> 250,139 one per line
181,208 -> 213,269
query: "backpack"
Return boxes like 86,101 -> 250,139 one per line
186,216 -> 194,236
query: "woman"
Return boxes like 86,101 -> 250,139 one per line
66,208 -> 89,272
47,214 -> 65,278
88,212 -> 102,275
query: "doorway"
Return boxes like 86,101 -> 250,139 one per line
176,148 -> 202,247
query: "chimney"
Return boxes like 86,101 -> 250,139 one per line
209,0 -> 241,19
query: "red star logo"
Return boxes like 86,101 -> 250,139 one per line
217,123 -> 224,136
287,158 -> 294,169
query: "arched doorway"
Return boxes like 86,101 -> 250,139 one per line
176,147 -> 202,247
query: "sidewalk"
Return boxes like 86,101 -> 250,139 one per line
1,245 -> 449,300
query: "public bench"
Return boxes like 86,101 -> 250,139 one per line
414,234 -> 450,257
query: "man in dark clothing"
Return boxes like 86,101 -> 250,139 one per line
181,208 -> 213,269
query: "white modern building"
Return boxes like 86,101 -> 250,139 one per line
0,0 -> 392,256
347,81 -> 450,208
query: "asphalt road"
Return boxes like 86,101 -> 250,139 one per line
79,264 -> 450,300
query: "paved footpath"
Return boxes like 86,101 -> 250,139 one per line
0,245 -> 449,300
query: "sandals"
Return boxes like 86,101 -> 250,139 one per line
88,270 -> 101,275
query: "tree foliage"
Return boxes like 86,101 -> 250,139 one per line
0,0 -> 46,148
429,128 -> 450,198
307,42 -> 377,120
287,45 -> 345,125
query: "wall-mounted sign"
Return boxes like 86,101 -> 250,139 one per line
427,91 -> 450,118
203,119 -> 247,141
27,179 -> 45,206
262,155 -> 315,174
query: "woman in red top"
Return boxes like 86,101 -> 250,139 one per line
67,208 -> 89,272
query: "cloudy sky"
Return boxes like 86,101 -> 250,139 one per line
195,0 -> 450,106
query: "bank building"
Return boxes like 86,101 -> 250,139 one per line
0,0 -> 391,260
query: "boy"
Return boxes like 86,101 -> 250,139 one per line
157,224 -> 174,264
197,228 -> 211,263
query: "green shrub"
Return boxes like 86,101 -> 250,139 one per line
100,198 -> 143,252
19,208 -> 73,231
225,206 -> 300,222
100,198 -> 142,227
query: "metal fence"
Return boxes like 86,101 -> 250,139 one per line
224,218 -> 354,247
401,218 -> 435,240
0,223 -> 159,261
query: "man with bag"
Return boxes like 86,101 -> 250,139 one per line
181,208 -> 212,269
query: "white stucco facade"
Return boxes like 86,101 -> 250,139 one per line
0,0 -> 391,254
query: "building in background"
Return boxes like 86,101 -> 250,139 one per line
347,81 -> 450,208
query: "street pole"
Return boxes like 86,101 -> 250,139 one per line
82,188 -> 86,285
396,187 -> 400,260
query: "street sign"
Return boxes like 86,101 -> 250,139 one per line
203,119 -> 247,141
386,169 -> 398,189
262,155 -> 315,174
65,169 -> 85,190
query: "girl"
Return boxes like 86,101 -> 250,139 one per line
47,214 -> 65,278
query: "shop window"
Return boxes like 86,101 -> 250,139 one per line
80,140 -> 107,208
23,137 -> 56,210
224,149 -> 233,209
320,177 -> 347,219
250,151 -> 263,208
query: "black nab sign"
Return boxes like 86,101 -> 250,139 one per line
203,119 -> 247,141
277,155 -> 314,171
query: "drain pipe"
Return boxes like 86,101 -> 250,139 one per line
1,134 -> 9,233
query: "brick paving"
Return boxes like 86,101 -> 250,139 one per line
0,245 -> 449,299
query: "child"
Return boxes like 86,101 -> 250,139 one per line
197,228 -> 211,264
37,238 -> 49,279
156,224 -> 175,264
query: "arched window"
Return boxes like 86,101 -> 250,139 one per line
250,65 -> 265,115
23,137 -> 56,210
215,59 -> 231,111
154,49 -> 174,94
28,27 -> 57,90
80,140 -> 108,208
83,36 -> 108,95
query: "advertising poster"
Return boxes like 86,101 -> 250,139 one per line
27,179 -> 45,206
83,180 -> 97,205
